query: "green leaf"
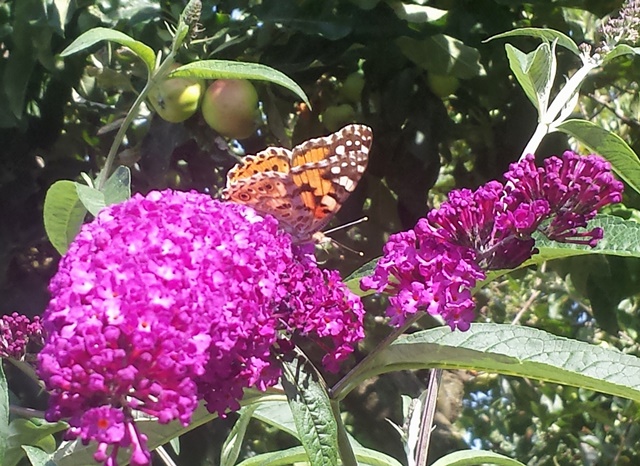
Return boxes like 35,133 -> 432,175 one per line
344,324 -> 640,403
555,119 -> 640,195
236,445 -> 403,466
483,215 -> 640,285
22,446 -> 55,466
430,450 -> 526,466
388,2 -> 447,23
533,215 -> 640,261
602,44 -> 640,64
486,27 -> 580,55
504,42 -> 554,114
396,35 -> 485,79
0,364 -> 8,466
170,60 -> 310,107
53,391 -> 272,465
281,353 -> 338,466
169,437 -> 180,455
4,50 -> 36,119
221,405 -> 258,466
252,399 -> 300,440
103,166 -> 131,206
49,0 -> 73,35
344,259 -> 378,296
43,181 -> 87,255
75,183 -> 105,217
59,27 -> 155,74
5,419 -> 66,466
236,446 -> 313,466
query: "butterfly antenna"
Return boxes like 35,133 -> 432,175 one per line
323,216 -> 369,235
316,216 -> 368,256
329,238 -> 364,257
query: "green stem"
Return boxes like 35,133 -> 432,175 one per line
95,53 -> 177,191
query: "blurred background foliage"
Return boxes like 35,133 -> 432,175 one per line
2,0 -> 640,465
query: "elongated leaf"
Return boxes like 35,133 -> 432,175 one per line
221,405 -> 258,466
486,28 -> 580,55
170,60 -> 310,106
75,183 -> 105,217
0,365 -> 7,466
430,450 -> 526,466
483,215 -> 640,286
43,181 -> 87,255
555,119 -> 640,194
22,446 -> 55,466
50,0 -> 72,34
505,42 -> 554,113
53,391 -> 274,465
396,35 -> 485,79
389,2 -> 447,23
236,445 -> 403,466
602,44 -> 640,64
281,354 -> 338,466
103,166 -> 131,206
344,259 -> 378,296
60,27 -> 155,74
5,419 -> 66,466
344,324 -> 640,403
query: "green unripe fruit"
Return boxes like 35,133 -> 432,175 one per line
340,72 -> 365,104
321,104 -> 355,132
201,79 -> 259,139
426,73 -> 460,98
148,65 -> 204,123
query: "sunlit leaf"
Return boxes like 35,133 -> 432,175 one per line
60,27 -> 155,74
555,119 -> 640,195
343,324 -> 640,404
505,42 -> 554,113
170,60 -> 310,106
431,449 -> 527,466
75,183 -> 105,217
281,354 -> 338,466
602,44 -> 640,64
486,27 -> 580,55
103,166 -> 131,206
43,181 -> 87,255
221,406 -> 258,466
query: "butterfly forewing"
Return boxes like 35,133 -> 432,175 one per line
226,147 -> 292,182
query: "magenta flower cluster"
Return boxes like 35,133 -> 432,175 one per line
362,152 -> 623,330
38,190 -> 364,466
0,312 -> 44,360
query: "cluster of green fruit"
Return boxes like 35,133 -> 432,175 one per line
320,71 -> 365,132
148,64 -> 259,139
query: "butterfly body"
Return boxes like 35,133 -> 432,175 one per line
223,124 -> 373,243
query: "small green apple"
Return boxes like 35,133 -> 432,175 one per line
340,71 -> 365,104
426,73 -> 460,98
201,79 -> 259,139
148,65 -> 204,123
321,104 -> 355,132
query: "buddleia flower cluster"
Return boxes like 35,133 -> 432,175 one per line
0,312 -> 44,360
598,0 -> 640,54
37,190 -> 364,466
362,152 -> 624,331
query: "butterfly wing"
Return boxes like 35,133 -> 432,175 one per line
226,147 -> 292,182
223,124 -> 373,243
289,124 -> 373,236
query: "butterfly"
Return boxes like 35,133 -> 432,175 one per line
222,124 -> 373,244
